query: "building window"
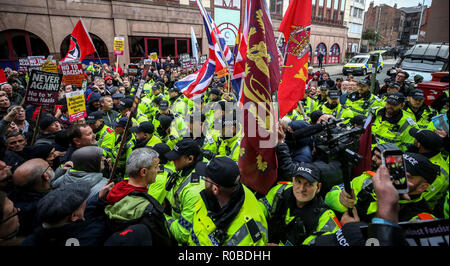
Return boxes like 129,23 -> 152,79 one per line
340,0 -> 345,11
326,0 -> 331,8
333,10 -> 338,22
312,4 -> 316,18
270,0 -> 283,15
333,0 -> 339,10
0,30 -> 49,60
61,33 -> 108,62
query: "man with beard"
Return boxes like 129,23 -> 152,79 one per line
407,128 -> 448,214
371,92 -> 417,152
184,114 -> 220,157
326,148 -> 440,223
217,113 -> 241,162
312,85 -> 329,111
346,79 -> 383,117
318,90 -> 354,121
132,121 -> 162,149
189,156 -> 268,246
403,89 -> 438,130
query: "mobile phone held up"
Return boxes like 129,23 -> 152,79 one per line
381,149 -> 409,194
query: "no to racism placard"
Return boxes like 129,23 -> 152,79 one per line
24,70 -> 63,106
61,62 -> 85,88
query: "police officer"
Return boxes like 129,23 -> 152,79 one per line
164,138 -> 206,245
143,72 -> 156,96
346,79 -> 383,117
312,84 -> 329,111
379,82 -> 401,102
404,89 -> 437,130
218,113 -> 241,162
408,128 -> 448,213
116,98 -> 148,126
86,111 -> 116,160
319,90 -> 354,120
325,143 -> 391,222
150,82 -> 169,102
153,100 -> 187,137
259,163 -> 340,246
148,143 -> 176,204
189,156 -> 268,246
297,95 -> 315,120
283,109 -> 302,122
185,114 -> 221,156
326,148 -> 440,222
132,121 -> 162,149
371,92 -> 417,152
168,86 -> 189,116
155,114 -> 181,149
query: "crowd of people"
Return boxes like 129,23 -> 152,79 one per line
0,55 -> 448,247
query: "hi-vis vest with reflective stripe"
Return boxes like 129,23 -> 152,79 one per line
371,109 -> 418,152
320,103 -> 354,120
96,125 -> 115,159
189,185 -> 268,246
423,153 -> 450,210
346,92 -> 383,116
259,182 -> 340,246
165,169 -> 205,244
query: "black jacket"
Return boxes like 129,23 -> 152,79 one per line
21,194 -> 109,246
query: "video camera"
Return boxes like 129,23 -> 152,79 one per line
313,118 -> 364,164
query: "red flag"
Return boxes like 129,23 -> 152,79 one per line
0,69 -> 7,85
277,0 -> 312,118
238,0 -> 280,195
62,19 -> 96,62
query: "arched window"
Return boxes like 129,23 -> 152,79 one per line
314,43 -> 327,66
60,33 -> 109,64
0,30 -> 49,69
329,43 -> 340,64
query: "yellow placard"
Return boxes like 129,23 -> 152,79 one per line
41,61 -> 58,73
66,90 -> 86,122
114,37 -> 125,55
150,52 -> 158,61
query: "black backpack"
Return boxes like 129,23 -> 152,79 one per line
106,191 -> 176,247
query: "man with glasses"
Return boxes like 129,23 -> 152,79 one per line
189,156 -> 268,246
0,191 -> 21,246
8,159 -> 54,237
395,70 -> 410,96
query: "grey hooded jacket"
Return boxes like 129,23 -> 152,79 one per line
51,146 -> 108,200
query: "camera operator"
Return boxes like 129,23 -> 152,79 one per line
283,120 -> 313,163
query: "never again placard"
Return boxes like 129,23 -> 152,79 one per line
24,70 -> 63,106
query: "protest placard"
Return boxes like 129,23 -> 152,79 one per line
27,56 -> 45,75
66,90 -> 87,122
150,52 -> 158,62
199,54 -> 207,65
24,69 -> 63,106
180,53 -> 192,70
41,60 -> 58,73
114,37 -> 125,56
61,62 -> 85,88
402,219 -> 449,246
18,58 -> 29,73
128,64 -> 138,76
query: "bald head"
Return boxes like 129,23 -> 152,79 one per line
13,159 -> 52,191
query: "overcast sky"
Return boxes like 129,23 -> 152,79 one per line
365,0 -> 432,10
